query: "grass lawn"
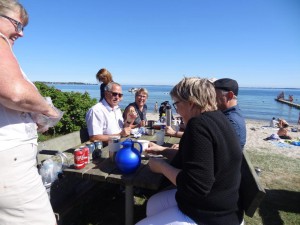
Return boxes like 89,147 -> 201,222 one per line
61,149 -> 300,225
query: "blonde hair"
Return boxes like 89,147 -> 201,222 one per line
0,0 -> 28,26
135,88 -> 148,98
170,77 -> 217,112
96,68 -> 113,84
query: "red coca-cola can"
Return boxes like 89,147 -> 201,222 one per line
74,148 -> 85,169
80,146 -> 90,164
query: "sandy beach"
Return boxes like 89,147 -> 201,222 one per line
147,112 -> 300,159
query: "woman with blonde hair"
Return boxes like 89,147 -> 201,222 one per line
0,0 -> 59,224
137,77 -> 243,225
96,68 -> 113,101
123,88 -> 148,128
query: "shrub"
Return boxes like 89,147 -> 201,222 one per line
35,82 -> 97,136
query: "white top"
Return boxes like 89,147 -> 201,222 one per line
0,33 -> 37,151
85,99 -> 124,136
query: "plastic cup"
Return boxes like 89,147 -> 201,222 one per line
108,136 -> 121,162
137,140 -> 150,152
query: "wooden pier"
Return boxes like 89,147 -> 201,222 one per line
275,98 -> 300,109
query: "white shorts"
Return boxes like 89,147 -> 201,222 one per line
0,144 -> 56,225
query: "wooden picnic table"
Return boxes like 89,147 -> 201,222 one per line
63,133 -> 180,225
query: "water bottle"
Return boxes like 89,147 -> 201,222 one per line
166,105 -> 172,126
156,125 -> 165,145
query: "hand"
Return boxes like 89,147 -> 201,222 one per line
140,120 -> 146,127
148,158 -> 167,174
165,126 -> 176,136
37,123 -> 49,133
120,127 -> 131,137
145,142 -> 166,154
127,107 -> 137,122
171,143 -> 179,149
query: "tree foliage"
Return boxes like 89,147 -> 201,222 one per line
35,82 -> 97,135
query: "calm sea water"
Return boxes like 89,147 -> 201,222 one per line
51,84 -> 300,124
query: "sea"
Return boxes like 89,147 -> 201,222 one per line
50,84 -> 300,124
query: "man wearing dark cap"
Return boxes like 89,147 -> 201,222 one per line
214,78 -> 246,149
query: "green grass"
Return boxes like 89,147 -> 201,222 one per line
61,149 -> 300,225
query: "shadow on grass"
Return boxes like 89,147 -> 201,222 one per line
259,189 -> 300,225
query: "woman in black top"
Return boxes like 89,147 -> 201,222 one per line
136,77 -> 243,225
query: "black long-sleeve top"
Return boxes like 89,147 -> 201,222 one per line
171,110 -> 243,225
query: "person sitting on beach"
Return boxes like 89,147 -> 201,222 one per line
137,77 -> 243,225
214,78 -> 246,149
123,88 -> 148,128
277,127 -> 292,139
96,68 -> 113,101
270,117 -> 279,128
85,82 -> 133,143
278,118 -> 289,128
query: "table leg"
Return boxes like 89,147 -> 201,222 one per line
125,184 -> 134,225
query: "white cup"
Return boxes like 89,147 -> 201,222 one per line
156,130 -> 165,146
137,140 -> 150,152
108,136 -> 121,161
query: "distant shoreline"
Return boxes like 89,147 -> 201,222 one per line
37,82 -> 300,89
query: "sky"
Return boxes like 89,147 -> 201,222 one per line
14,0 -> 300,88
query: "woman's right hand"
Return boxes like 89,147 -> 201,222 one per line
145,142 -> 166,154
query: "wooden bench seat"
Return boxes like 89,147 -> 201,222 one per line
240,151 -> 266,217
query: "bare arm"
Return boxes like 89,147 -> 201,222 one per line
148,158 -> 181,186
145,142 -> 178,161
0,39 -> 57,117
89,127 -> 131,142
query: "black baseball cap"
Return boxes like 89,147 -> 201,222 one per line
214,78 -> 239,96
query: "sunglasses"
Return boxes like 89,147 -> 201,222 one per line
109,91 -> 123,98
0,15 -> 24,33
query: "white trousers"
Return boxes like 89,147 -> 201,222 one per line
0,144 -> 56,225
136,189 -> 245,225
136,189 -> 196,225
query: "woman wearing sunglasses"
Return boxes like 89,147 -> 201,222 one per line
0,0 -> 60,224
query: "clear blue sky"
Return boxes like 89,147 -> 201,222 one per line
15,0 -> 299,88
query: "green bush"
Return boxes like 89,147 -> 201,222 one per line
35,82 -> 97,136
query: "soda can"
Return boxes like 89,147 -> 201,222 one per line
74,148 -> 85,169
93,140 -> 102,159
86,141 -> 95,159
80,146 -> 90,164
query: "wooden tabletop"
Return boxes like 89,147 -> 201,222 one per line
63,133 -> 180,190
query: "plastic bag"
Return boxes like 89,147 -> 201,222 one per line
39,151 -> 69,185
31,97 -> 64,132
39,158 -> 62,185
